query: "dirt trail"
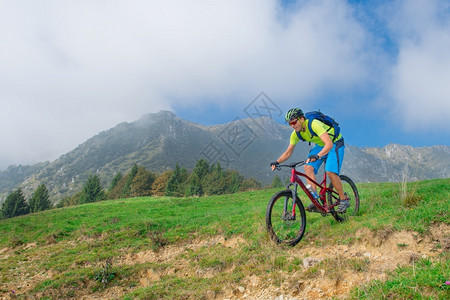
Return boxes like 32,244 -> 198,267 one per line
117,223 -> 448,299
1,224 -> 448,299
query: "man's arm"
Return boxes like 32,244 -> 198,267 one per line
306,133 -> 333,163
272,144 -> 296,170
317,132 -> 333,157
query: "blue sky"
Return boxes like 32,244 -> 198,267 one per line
1,0 -> 449,170
174,0 -> 450,148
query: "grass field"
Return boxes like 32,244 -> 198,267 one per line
0,178 -> 449,299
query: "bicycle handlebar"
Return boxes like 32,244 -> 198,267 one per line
273,156 -> 328,170
275,161 -> 306,170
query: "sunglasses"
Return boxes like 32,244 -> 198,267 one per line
289,119 -> 298,126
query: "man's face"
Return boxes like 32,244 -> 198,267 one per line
289,118 -> 302,131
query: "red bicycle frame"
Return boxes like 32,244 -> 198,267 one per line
289,167 -> 340,214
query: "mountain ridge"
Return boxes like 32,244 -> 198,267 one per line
1,110 -> 449,202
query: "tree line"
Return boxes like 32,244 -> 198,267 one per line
0,184 -> 52,219
1,159 -> 284,219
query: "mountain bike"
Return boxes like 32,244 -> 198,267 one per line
266,160 -> 360,246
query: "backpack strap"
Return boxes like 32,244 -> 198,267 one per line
295,117 -> 315,142
297,112 -> 340,143
307,112 -> 340,142
308,119 -> 336,140
296,130 -> 311,146
331,126 -> 340,142
295,130 -> 305,141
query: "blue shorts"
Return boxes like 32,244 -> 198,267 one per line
307,139 -> 345,175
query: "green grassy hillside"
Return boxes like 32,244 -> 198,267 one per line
1,179 -> 449,299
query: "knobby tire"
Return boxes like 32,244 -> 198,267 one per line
266,190 -> 306,246
328,175 -> 360,222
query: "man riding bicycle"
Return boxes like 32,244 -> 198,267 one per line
271,108 -> 350,213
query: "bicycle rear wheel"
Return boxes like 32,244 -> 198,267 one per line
266,190 -> 306,246
328,175 -> 360,222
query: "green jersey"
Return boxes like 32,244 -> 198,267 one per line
290,119 -> 342,146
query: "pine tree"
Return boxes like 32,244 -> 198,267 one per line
202,163 -> 227,195
122,164 -> 138,197
225,170 -> 244,194
29,183 -> 52,213
79,174 -> 105,204
108,175 -> 127,200
186,173 -> 202,196
151,170 -> 173,196
130,167 -> 156,197
212,162 -> 224,177
180,167 -> 189,196
188,159 -> 211,196
193,159 -> 210,181
165,163 -> 189,197
109,172 -> 123,191
1,188 -> 29,219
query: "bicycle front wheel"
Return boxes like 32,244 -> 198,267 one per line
266,190 -> 306,246
328,175 -> 360,222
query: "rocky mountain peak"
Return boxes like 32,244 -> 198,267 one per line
0,112 -> 449,202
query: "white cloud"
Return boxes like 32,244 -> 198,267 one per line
2,0 -> 447,169
388,0 -> 450,130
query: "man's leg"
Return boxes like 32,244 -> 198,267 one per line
305,165 -> 317,189
327,172 -> 345,199
325,140 -> 349,212
304,145 -> 322,190
304,165 -> 321,212
304,146 -> 323,213
327,172 -> 349,212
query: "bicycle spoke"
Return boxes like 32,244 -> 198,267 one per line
328,175 -> 360,222
268,162 -> 359,245
266,190 -> 306,246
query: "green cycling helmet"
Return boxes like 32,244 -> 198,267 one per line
285,108 -> 303,123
